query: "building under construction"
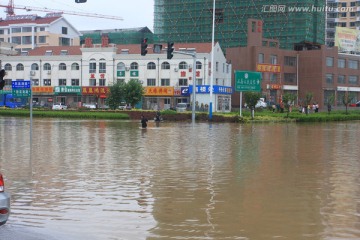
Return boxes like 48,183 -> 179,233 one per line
154,0 -> 325,50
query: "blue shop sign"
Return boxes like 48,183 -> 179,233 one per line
188,85 -> 233,94
181,87 -> 190,96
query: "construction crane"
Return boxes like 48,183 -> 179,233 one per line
0,0 -> 123,20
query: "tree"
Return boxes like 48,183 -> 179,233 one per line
123,79 -> 144,108
342,91 -> 355,115
282,92 -> 297,117
106,82 -> 125,110
303,92 -> 313,115
244,92 -> 261,119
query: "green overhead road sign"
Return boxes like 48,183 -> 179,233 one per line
12,89 -> 31,98
235,71 -> 262,92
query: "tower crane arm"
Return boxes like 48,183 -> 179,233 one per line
0,4 -> 123,20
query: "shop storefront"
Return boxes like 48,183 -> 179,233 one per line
81,86 -> 109,108
143,86 -> 174,110
54,86 -> 82,108
32,86 -> 54,108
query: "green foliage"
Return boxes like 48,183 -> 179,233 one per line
244,92 -> 261,109
304,92 -> 313,106
106,82 -> 125,110
123,79 -> 144,108
342,92 -> 356,115
161,109 -> 176,115
282,92 -> 297,117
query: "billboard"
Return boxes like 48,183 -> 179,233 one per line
334,27 -> 360,52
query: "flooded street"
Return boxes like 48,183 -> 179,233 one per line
0,117 -> 359,240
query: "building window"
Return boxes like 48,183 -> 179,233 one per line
161,78 -> 170,86
339,22 -> 346,27
11,27 -> 21,33
161,62 -> 170,69
179,61 -> 188,69
31,63 -> 39,70
89,59 -> 96,73
59,79 -> 66,86
16,63 -> 24,71
270,55 -> 277,64
99,79 -> 106,86
44,79 -> 51,86
326,57 -> 334,67
147,62 -> 156,70
11,36 -> 21,44
338,75 -> 346,84
99,59 -> 106,73
38,36 -> 46,43
32,79 -> 39,86
338,59 -> 346,68
4,64 -> 12,71
211,8 -> 224,24
71,79 -> 80,86
117,62 -> 125,70
196,61 -> 202,69
258,53 -> 265,63
22,27 -> 32,32
326,73 -> 333,84
89,79 -> 96,86
59,63 -> 67,70
130,62 -> 138,70
284,56 -> 296,66
71,63 -> 79,70
349,60 -> 358,69
270,73 -> 277,83
147,78 -> 156,86
196,78 -> 203,85
215,62 -> 219,71
178,78 -> 188,86
284,73 -> 296,84
39,27 -> 45,31
59,38 -> 70,46
22,36 -> 32,44
62,27 -> 68,35
349,75 -> 358,84
43,63 -> 51,71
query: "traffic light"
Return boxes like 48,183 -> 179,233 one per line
167,42 -> 174,59
75,0 -> 87,3
141,38 -> 148,56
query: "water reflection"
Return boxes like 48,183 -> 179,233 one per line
0,117 -> 359,239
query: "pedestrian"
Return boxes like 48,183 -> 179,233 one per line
0,69 -> 5,90
155,110 -> 161,122
141,115 -> 148,129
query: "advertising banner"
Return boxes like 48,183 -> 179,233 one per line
335,27 -> 360,52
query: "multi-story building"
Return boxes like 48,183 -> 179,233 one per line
0,13 -> 81,53
227,19 -> 360,109
154,0 -> 325,50
0,37 -> 232,112
326,0 -> 359,47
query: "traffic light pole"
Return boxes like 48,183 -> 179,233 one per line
173,50 -> 197,123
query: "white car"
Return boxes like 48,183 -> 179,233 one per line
52,103 -> 67,110
83,104 -> 96,109
255,99 -> 267,108
0,173 -> 10,226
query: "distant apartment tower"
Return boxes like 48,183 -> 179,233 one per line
154,0 -> 326,50
326,0 -> 358,46
0,13 -> 81,53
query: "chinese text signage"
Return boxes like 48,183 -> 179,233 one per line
235,71 -> 262,92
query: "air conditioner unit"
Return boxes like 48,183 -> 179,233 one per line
30,70 -> 35,76
125,67 -> 130,71
47,70 -> 51,75
174,68 -> 178,72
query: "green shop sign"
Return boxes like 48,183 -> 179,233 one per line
54,86 -> 82,95
235,71 -> 262,92
117,70 -> 125,77
130,70 -> 139,77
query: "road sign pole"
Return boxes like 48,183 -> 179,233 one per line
240,92 -> 242,117
30,78 -> 33,160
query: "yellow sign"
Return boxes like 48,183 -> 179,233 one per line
144,87 -> 174,96
256,63 -> 281,73
32,86 -> 54,93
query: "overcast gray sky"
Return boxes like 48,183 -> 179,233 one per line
0,0 -> 154,31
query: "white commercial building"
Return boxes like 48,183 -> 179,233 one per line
0,36 -> 232,112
